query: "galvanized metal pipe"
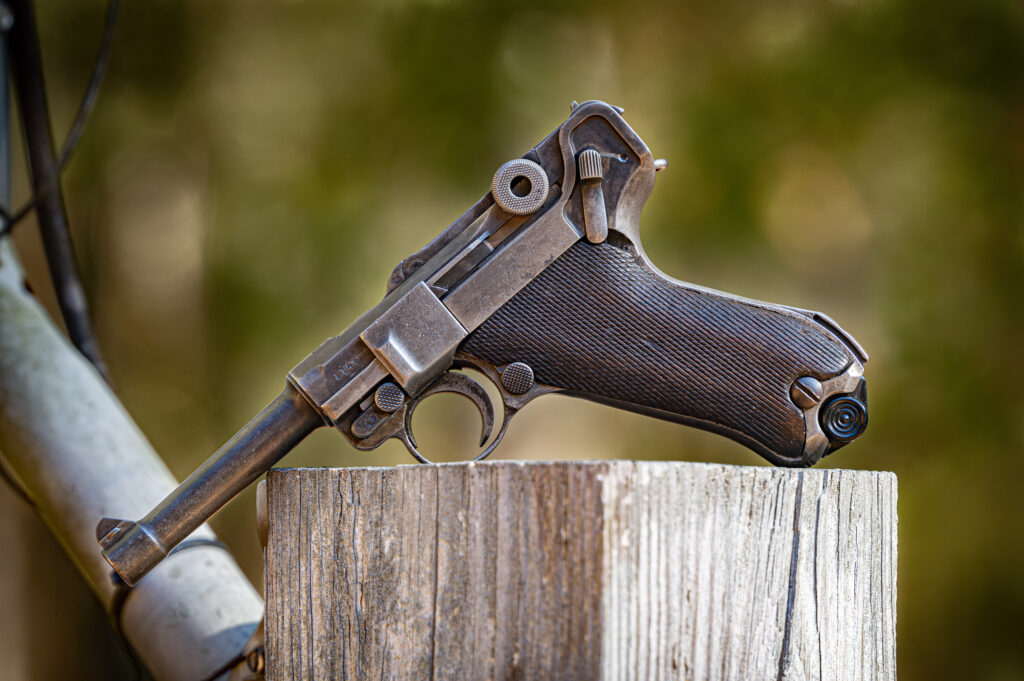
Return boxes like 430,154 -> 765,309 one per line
0,241 -> 265,681
0,5 -> 265,678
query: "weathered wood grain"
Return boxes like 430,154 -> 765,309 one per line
265,462 -> 896,681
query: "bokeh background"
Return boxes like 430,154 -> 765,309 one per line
1,0 -> 1022,678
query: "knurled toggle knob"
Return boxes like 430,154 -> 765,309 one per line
577,148 -> 608,243
578,148 -> 603,181
491,158 -> 549,215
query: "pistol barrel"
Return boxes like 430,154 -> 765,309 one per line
98,385 -> 324,586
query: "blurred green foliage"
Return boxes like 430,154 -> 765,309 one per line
3,0 -> 1022,678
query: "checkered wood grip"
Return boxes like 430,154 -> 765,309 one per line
460,239 -> 856,466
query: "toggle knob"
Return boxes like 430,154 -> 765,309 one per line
577,148 -> 608,243
578,148 -> 603,181
492,158 -> 549,215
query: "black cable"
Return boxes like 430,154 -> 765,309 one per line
7,0 -> 111,376
0,0 -> 121,504
0,0 -> 119,239
56,0 -> 119,172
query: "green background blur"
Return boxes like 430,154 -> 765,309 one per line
1,0 -> 1022,678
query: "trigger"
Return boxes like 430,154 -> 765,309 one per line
405,372 -> 495,448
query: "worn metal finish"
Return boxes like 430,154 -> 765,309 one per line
289,215 -> 485,420
491,158 -> 549,216
442,206 -> 582,331
100,385 -> 323,586
360,281 -> 467,395
320,359 -> 388,422
387,194 -> 494,294
98,100 -> 871,584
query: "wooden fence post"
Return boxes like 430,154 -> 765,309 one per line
263,461 -> 896,681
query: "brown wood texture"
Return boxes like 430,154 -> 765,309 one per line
264,461 -> 897,681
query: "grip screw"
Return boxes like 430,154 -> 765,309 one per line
790,376 -> 823,409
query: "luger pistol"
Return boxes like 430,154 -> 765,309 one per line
98,100 -> 869,586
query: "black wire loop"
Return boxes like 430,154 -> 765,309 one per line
0,0 -> 120,238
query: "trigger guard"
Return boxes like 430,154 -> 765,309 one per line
358,361 -> 549,464
405,371 -> 495,447
398,371 -> 502,464
404,417 -> 511,465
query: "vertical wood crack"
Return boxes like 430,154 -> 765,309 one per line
429,467 -> 441,681
776,471 -> 804,681
350,476 -> 365,681
813,471 -> 830,679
